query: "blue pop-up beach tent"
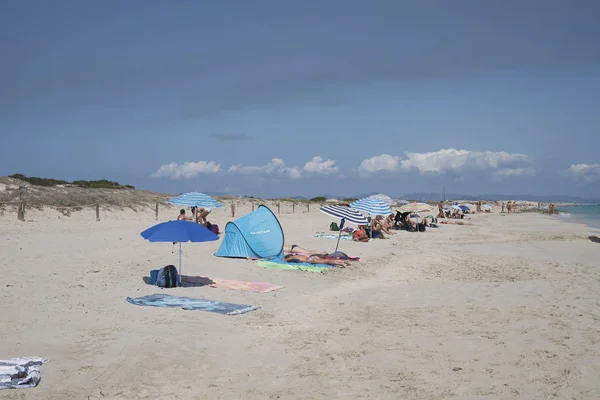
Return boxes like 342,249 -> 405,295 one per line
215,205 -> 284,259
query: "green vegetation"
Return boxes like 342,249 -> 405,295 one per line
9,174 -> 135,190
310,196 -> 327,202
342,198 -> 358,203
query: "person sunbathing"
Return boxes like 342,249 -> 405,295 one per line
385,213 -> 395,228
440,220 -> 471,225
374,215 -> 393,234
284,245 -> 328,257
353,226 -> 369,242
283,254 -> 348,267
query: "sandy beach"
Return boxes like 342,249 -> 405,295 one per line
1,203 -> 599,399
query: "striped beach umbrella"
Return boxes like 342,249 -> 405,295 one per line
397,202 -> 432,213
319,205 -> 368,252
367,193 -> 394,206
319,205 -> 369,225
167,192 -> 223,208
349,197 -> 392,216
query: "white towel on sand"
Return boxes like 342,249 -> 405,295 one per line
0,357 -> 47,390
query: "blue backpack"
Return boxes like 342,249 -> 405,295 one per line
156,265 -> 179,288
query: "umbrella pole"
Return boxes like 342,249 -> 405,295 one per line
334,229 -> 342,252
178,242 -> 182,286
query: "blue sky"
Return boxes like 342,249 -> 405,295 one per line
1,0 -> 599,198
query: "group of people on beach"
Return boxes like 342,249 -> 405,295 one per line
177,207 -> 214,229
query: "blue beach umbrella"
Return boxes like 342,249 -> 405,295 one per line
141,220 -> 219,285
167,192 -> 223,209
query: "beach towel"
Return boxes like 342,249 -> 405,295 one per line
181,276 -> 284,293
0,357 -> 47,390
126,294 -> 259,315
314,233 -> 354,241
256,260 -> 328,273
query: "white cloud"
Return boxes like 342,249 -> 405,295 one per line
229,156 -> 338,179
358,149 -> 531,176
565,163 -> 600,182
152,160 -> 221,180
357,154 -> 401,174
303,156 -> 339,176
493,167 -> 538,177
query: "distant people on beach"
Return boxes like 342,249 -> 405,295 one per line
476,201 -> 482,213
501,202 -> 505,213
549,204 -> 555,215
440,220 -> 471,225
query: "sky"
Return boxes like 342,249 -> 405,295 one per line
1,0 -> 600,199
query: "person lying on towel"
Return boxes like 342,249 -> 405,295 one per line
284,245 -> 328,257
283,254 -> 349,267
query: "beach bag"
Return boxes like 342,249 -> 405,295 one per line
156,265 -> 178,288
330,222 -> 339,231
210,224 -> 219,234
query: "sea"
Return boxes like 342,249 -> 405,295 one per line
556,204 -> 600,230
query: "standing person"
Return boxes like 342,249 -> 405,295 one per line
501,202 -> 505,213
438,201 -> 444,218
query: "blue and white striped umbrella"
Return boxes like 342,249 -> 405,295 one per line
167,192 -> 223,208
349,197 -> 392,216
320,205 -> 369,225
367,193 -> 394,206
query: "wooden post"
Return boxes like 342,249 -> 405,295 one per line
307,203 -> 310,212
96,203 -> 100,221
17,201 -> 24,221
155,202 -> 159,220
292,203 -> 295,213
277,202 -> 280,214
251,202 -> 255,212
231,201 -> 235,217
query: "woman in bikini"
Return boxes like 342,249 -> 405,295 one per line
192,207 -> 212,227
283,254 -> 348,267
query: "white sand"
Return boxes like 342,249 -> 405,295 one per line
1,203 -> 600,399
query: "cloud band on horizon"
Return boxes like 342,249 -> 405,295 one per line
150,149 -> 595,182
